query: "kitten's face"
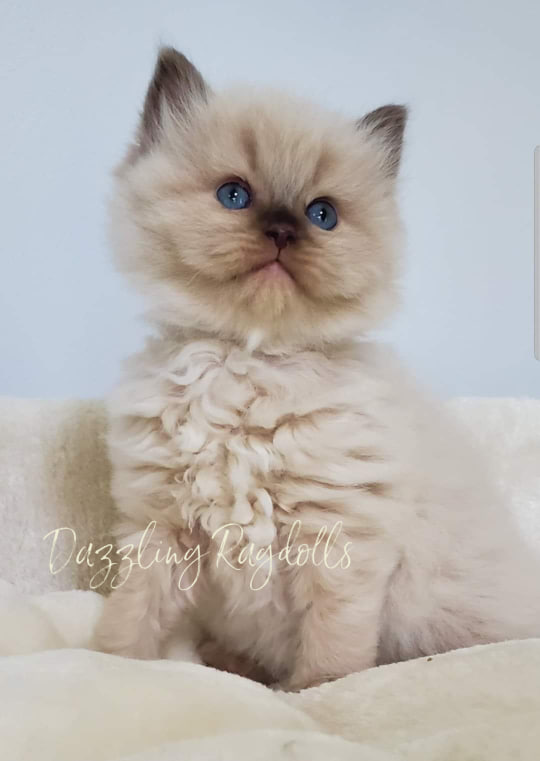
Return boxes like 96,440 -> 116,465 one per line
111,48 -> 406,348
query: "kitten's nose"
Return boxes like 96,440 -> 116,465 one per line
265,223 -> 296,250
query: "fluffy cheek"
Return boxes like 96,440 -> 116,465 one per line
284,228 -> 387,303
160,198 -> 266,280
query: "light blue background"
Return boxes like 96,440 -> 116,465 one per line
1,0 -> 539,398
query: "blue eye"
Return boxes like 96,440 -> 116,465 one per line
216,181 -> 251,210
305,199 -> 337,230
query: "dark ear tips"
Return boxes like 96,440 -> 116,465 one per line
358,104 -> 408,177
135,47 -> 208,156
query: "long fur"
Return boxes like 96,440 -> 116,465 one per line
95,48 -> 540,689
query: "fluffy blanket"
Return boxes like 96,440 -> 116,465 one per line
1,396 -> 540,759
2,579 -> 540,760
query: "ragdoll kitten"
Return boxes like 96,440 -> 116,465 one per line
95,47 -> 540,689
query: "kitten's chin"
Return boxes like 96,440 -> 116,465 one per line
237,259 -> 298,318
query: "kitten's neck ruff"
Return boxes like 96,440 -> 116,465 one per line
156,322 -> 361,361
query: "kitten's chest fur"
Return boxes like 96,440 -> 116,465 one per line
110,336 -> 397,672
114,336 -> 392,539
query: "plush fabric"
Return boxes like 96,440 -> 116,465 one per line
0,397 -> 115,594
0,395 -> 539,759
1,579 -> 540,760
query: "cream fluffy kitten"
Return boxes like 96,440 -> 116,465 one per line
96,47 -> 540,689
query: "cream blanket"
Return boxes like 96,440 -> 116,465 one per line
1,396 -> 540,760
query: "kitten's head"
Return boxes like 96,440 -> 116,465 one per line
111,47 -> 406,348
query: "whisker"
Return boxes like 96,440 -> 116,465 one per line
186,269 -> 201,287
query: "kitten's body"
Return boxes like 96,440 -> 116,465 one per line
96,49 -> 540,688
100,330 -> 540,686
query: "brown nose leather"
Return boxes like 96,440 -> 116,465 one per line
265,223 -> 296,250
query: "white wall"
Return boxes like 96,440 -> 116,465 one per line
1,0 -> 539,398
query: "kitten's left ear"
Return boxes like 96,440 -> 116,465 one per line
357,104 -> 407,177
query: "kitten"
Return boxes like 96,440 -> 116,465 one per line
95,47 -> 540,689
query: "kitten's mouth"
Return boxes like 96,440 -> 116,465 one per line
247,257 -> 295,283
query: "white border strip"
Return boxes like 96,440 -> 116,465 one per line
536,147 -> 540,359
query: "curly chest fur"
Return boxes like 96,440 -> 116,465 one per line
107,338 -> 405,674
109,338 -> 399,547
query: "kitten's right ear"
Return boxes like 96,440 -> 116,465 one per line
357,104 -> 407,178
135,47 -> 208,156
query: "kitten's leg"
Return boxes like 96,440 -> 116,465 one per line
281,536 -> 395,691
163,615 -> 202,664
94,529 -> 198,661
